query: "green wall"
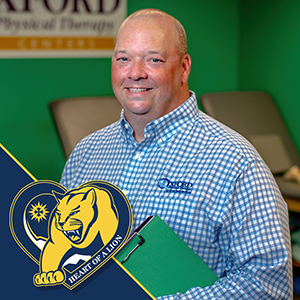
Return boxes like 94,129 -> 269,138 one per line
3,0 -> 299,184
0,0 -> 239,182
240,0 -> 300,155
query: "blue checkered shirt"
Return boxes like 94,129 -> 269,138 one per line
60,92 -> 292,299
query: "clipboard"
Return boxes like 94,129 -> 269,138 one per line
114,215 -> 218,298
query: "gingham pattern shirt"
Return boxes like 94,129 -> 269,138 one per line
60,92 -> 292,299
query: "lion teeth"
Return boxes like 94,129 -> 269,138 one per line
63,230 -> 80,236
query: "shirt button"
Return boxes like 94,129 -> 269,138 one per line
125,124 -> 129,129
158,138 -> 163,144
135,151 -> 141,160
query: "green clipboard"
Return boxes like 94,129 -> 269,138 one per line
114,215 -> 218,298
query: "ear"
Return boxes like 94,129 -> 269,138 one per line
52,190 -> 65,203
181,54 -> 191,84
83,189 -> 96,206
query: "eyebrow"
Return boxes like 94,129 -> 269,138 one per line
114,50 -> 165,56
115,50 -> 127,54
147,50 -> 167,59
113,50 -> 127,57
72,205 -> 80,211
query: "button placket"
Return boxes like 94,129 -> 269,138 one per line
134,151 -> 142,160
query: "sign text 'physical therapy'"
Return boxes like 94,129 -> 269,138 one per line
0,0 -> 126,58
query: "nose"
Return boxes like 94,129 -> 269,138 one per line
59,221 -> 65,228
128,59 -> 147,80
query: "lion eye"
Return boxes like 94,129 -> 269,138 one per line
69,211 -> 78,216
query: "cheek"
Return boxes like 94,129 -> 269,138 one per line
153,73 -> 177,94
111,63 -> 125,83
81,207 -> 95,222
111,67 -> 119,87
111,71 -> 126,100
149,66 -> 179,86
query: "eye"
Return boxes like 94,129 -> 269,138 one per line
151,58 -> 161,63
70,211 -> 79,216
117,57 -> 128,62
55,211 -> 61,220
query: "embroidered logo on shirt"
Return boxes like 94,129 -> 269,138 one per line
157,178 -> 193,193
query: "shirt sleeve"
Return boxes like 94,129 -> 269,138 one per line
157,159 -> 293,300
60,136 -> 87,189
60,151 -> 77,189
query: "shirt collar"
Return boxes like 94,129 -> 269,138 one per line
120,91 -> 199,144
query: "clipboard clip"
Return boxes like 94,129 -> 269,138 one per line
121,232 -> 145,264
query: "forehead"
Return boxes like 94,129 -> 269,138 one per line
115,17 -> 179,54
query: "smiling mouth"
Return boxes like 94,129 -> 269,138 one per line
128,88 -> 151,92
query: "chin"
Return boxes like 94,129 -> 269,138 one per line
125,101 -> 152,114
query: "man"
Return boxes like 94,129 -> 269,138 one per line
60,9 -> 293,299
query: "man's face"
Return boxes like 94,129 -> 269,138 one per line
111,17 -> 190,123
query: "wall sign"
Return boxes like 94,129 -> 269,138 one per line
0,0 -> 126,58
